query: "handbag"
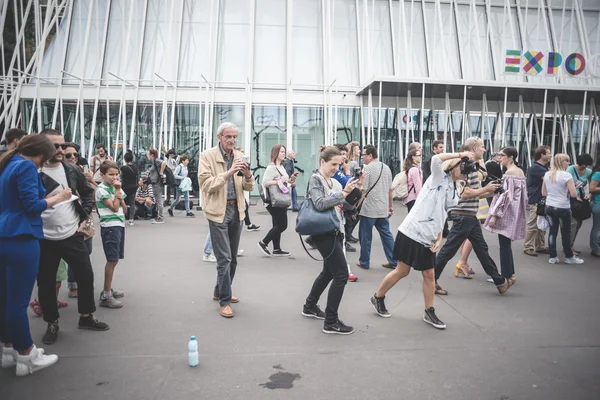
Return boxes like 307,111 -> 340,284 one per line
296,196 -> 340,262
267,167 -> 292,208
77,215 -> 96,240
536,197 -> 546,216
570,197 -> 592,221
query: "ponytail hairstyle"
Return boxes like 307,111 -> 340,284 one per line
0,134 -> 55,176
402,149 -> 420,172
124,149 -> 134,163
320,146 -> 341,162
502,147 -> 519,168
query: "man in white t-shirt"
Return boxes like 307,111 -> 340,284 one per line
37,129 -> 109,345
356,145 -> 397,270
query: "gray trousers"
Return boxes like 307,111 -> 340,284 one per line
151,183 -> 164,220
208,204 -> 242,306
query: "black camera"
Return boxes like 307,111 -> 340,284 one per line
353,167 -> 362,180
490,178 -> 505,194
459,157 -> 480,175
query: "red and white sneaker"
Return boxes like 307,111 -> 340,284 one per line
348,273 -> 358,282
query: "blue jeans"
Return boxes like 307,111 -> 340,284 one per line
590,203 -> 600,254
170,188 -> 190,213
291,186 -> 299,210
358,216 -> 396,268
204,233 -> 213,255
546,206 -> 573,259
0,238 -> 40,351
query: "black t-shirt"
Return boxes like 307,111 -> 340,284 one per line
120,163 -> 139,191
485,160 -> 503,181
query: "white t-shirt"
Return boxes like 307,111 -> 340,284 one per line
543,171 -> 572,209
40,165 -> 80,240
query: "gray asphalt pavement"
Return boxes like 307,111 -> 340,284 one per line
2,203 -> 599,400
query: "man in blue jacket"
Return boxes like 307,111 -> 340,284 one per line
524,145 -> 551,256
37,129 -> 109,345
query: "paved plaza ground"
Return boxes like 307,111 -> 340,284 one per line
1,203 -> 600,399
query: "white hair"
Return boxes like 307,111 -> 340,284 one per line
217,122 -> 238,136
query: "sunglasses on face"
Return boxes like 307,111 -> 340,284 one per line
53,143 -> 69,150
64,152 -> 79,159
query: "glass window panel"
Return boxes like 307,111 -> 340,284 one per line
332,0 -> 359,86
391,0 -> 428,78
456,5 -> 495,81
212,105 -> 246,151
178,0 -> 211,86
292,0 -> 322,86
102,0 -> 145,85
424,2 -> 461,80
251,106 -> 287,196
254,0 -> 286,84
292,107 -> 324,197
371,0 -> 394,76
216,0 -> 251,83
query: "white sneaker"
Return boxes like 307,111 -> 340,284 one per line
128,220 -> 134,226
1,346 -> 17,369
549,257 -> 560,264
152,219 -> 165,224
565,256 -> 584,264
237,249 -> 244,257
16,345 -> 58,376
203,253 -> 217,263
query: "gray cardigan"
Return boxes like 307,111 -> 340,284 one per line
307,174 -> 346,212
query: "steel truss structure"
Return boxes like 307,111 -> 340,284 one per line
1,0 -> 600,197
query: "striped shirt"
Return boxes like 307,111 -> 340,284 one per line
449,171 -> 480,215
95,182 -> 126,227
135,185 -> 155,203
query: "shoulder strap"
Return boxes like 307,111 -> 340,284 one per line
364,163 -> 384,200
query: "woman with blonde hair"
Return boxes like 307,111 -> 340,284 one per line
346,142 -> 361,171
542,153 -> 584,265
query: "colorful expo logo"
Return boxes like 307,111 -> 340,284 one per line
504,50 -> 589,76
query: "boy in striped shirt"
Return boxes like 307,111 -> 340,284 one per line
95,161 -> 127,309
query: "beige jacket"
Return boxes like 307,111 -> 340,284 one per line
198,145 -> 254,223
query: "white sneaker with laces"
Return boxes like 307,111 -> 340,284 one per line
549,257 -> 560,264
16,345 -> 58,377
128,220 -> 134,226
237,249 -> 244,256
203,253 -> 217,263
565,256 -> 584,264
1,346 -> 17,369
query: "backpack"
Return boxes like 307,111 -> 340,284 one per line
392,166 -> 416,200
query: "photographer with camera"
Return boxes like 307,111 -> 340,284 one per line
483,148 -> 528,282
434,137 -> 514,296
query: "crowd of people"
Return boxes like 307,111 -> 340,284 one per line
1,122 -> 599,377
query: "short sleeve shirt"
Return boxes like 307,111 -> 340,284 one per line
96,183 -> 126,227
544,171 -> 572,209
592,171 -> 600,205
359,160 -> 393,218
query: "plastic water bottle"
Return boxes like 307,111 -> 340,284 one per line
188,336 -> 199,367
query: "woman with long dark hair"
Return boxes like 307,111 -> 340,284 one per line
484,147 -> 528,282
302,146 -> 361,334
258,144 -> 295,257
120,150 -> 139,226
0,134 -> 72,376
542,154 -> 584,265
401,149 -> 423,212
588,156 -> 600,257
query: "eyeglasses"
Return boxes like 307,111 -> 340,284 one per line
53,143 -> 69,150
64,152 -> 79,159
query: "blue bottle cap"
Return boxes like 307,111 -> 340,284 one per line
190,336 -> 196,340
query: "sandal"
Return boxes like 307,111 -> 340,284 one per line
454,263 -> 473,279
435,283 -> 448,295
29,300 -> 42,317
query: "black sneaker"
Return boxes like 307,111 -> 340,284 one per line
423,307 -> 446,329
302,305 -> 326,320
257,241 -> 271,256
346,235 -> 359,244
272,249 -> 291,257
186,212 -> 195,218
78,314 -> 110,331
345,242 -> 356,252
42,321 -> 59,345
246,224 -> 260,232
322,320 -> 354,335
168,209 -> 174,217
370,294 -> 391,318
305,236 -> 317,250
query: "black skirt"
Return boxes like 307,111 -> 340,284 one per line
393,231 -> 436,271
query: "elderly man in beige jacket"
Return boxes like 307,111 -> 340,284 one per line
198,122 -> 254,318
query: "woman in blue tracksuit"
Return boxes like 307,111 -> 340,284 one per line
0,134 -> 72,376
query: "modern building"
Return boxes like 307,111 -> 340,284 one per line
2,0 -> 600,197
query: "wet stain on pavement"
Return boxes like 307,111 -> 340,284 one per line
259,365 -> 301,389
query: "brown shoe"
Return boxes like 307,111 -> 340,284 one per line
523,249 -> 538,257
213,295 -> 239,303
536,248 -> 549,254
496,278 -> 515,295
382,263 -> 396,269
219,305 -> 234,318
435,283 -> 448,295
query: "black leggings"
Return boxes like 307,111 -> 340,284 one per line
305,233 -> 348,325
124,188 -> 137,220
262,206 -> 288,250
244,200 -> 251,226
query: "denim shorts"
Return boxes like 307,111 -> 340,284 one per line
101,226 -> 125,262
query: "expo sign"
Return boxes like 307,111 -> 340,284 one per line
504,50 -> 600,78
